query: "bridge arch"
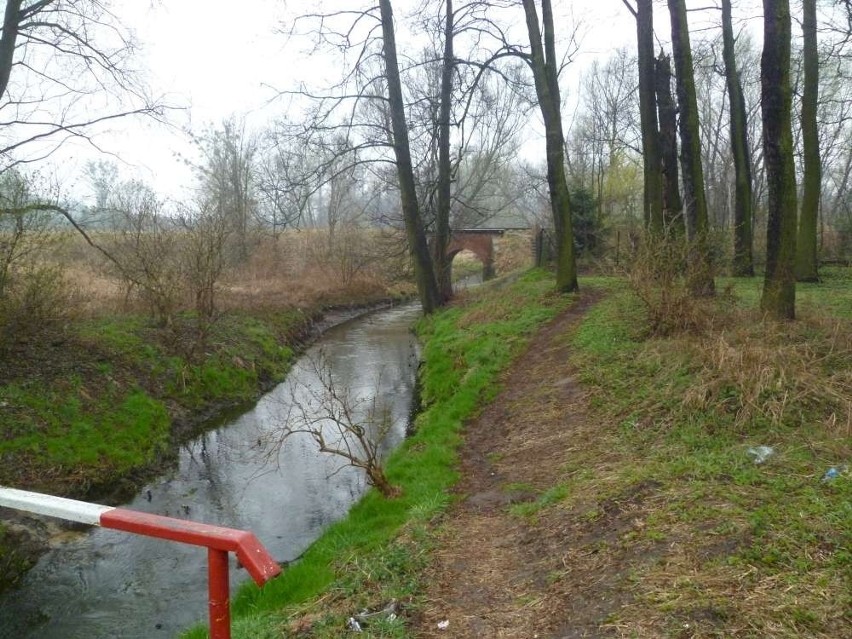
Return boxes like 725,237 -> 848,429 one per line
445,231 -> 499,281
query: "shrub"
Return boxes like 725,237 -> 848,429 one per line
0,263 -> 77,350
627,231 -> 724,336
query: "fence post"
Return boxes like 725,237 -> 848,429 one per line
208,548 -> 231,639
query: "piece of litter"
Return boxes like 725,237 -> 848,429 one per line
353,599 -> 399,626
747,445 -> 774,464
437,619 -> 449,630
823,467 -> 840,481
821,465 -> 848,482
347,617 -> 362,632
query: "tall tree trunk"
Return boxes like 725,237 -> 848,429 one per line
654,52 -> 683,231
795,0 -> 820,282
378,0 -> 441,313
722,0 -> 755,277
668,0 -> 715,295
0,0 -> 22,99
636,0 -> 663,232
434,0 -> 454,301
521,0 -> 578,293
760,0 -> 797,319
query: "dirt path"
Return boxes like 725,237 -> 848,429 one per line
413,291 -> 633,638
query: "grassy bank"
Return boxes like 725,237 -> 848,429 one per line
179,267 -> 850,638
0,307 -> 310,499
560,271 -> 850,636
182,270 -> 574,638
0,295 -> 401,592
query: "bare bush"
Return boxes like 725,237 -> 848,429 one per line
628,231 -> 723,336
0,171 -> 77,348
103,181 -> 184,326
266,351 -> 400,498
178,201 -> 231,338
0,172 -> 58,294
0,263 -> 77,350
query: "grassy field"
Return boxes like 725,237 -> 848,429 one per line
180,267 -> 850,638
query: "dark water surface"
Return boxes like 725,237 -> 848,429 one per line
0,302 -> 421,638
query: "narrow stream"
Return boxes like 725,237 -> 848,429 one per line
0,302 -> 421,639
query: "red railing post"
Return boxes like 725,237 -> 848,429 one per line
208,548 -> 231,639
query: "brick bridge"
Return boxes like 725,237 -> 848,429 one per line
439,228 -> 530,281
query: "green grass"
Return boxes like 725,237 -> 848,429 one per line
0,308 -> 307,494
181,269 -> 573,638
720,265 -> 852,318
0,382 -> 169,477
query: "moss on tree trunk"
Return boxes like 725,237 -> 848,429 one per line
760,0 -> 798,319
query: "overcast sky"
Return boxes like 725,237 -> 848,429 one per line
49,0 -> 746,202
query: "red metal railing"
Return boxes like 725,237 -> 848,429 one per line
0,487 -> 282,639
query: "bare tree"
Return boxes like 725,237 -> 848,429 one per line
379,0 -> 442,311
102,180 -> 184,326
0,169 -> 78,351
622,0 -> 663,232
433,0 -> 455,300
282,1 -> 441,312
0,169 -> 53,297
0,0 -> 163,171
404,3 -> 532,294
568,49 -> 641,228
667,0 -> 715,295
256,123 -> 317,234
268,351 -> 400,498
191,118 -> 258,263
795,0 -> 821,281
177,199 -> 231,341
721,0 -> 755,277
655,51 -> 683,230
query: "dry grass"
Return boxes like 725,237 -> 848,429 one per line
54,228 -> 417,318
681,311 -> 852,434
39,227 -> 534,321
493,231 -> 534,274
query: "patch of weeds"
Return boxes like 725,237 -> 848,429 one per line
644,528 -> 666,542
508,501 -> 540,519
408,491 -> 451,523
581,507 -> 602,523
539,483 -> 570,506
